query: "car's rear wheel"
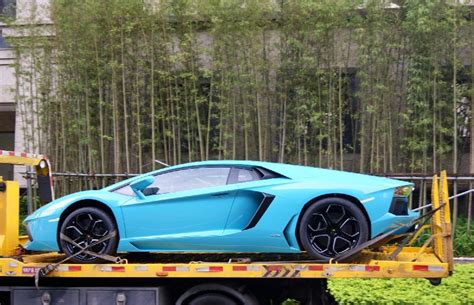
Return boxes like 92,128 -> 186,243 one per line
59,207 -> 118,264
299,197 -> 369,260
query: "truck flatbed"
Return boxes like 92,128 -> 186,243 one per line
0,151 -> 455,304
0,247 -> 448,280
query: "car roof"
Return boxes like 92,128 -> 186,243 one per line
103,160 -> 410,192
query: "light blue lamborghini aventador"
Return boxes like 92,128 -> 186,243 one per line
24,161 -> 418,263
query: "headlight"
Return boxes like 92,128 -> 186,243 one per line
394,186 -> 413,197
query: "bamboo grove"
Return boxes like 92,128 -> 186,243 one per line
8,0 -> 474,177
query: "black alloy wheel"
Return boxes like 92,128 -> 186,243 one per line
299,197 -> 369,260
59,207 -> 118,264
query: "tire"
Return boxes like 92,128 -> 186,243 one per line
299,197 -> 369,260
176,284 -> 258,305
59,207 -> 118,264
188,293 -> 238,305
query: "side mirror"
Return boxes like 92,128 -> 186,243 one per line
142,187 -> 159,196
130,176 -> 155,199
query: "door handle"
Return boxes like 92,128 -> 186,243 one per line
212,193 -> 229,197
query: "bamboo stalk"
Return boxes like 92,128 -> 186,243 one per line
120,26 -> 130,173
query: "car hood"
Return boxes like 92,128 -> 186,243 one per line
24,190 -> 126,222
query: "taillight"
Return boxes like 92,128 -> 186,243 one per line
394,186 -> 413,197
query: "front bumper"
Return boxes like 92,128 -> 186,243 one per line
24,217 -> 60,251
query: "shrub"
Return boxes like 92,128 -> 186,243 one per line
328,264 -> 474,304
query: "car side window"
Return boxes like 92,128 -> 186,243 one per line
146,167 -> 231,194
113,185 -> 135,196
228,167 -> 262,184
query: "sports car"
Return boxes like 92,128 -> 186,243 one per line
24,160 -> 418,263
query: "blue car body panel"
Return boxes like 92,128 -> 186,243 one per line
24,160 -> 418,253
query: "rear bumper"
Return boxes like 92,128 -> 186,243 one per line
389,196 -> 413,216
371,210 -> 419,238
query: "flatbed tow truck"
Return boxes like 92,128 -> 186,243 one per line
0,150 -> 454,305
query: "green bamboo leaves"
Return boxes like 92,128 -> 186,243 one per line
9,0 -> 473,181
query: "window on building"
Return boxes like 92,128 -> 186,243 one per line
456,65 -> 472,154
0,29 -> 10,49
0,0 -> 16,18
0,111 -> 15,180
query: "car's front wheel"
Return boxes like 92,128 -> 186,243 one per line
299,197 -> 369,260
59,207 -> 118,264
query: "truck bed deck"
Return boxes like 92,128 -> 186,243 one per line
0,246 -> 448,280
0,152 -> 456,304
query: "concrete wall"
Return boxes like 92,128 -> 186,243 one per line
0,27 -> 24,184
0,49 -> 15,107
0,45 -> 16,180
16,0 -> 51,24
1,0 -> 52,186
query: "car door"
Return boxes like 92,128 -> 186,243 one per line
120,166 -> 236,251
223,167 -> 292,233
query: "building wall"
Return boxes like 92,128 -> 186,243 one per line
0,46 -> 45,186
15,0 -> 51,23
0,42 -> 16,180
0,49 -> 15,106
1,0 -> 51,186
